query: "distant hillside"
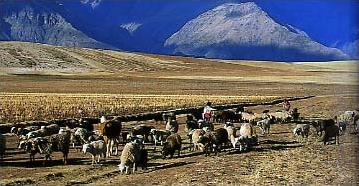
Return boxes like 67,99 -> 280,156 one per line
165,2 -> 348,61
0,42 -> 188,74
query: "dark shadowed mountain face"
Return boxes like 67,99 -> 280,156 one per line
0,0 -> 113,49
0,0 -> 355,61
164,2 -> 349,61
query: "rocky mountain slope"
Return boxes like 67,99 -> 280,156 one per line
165,2 -> 348,61
0,1 -> 356,61
0,0 -> 112,49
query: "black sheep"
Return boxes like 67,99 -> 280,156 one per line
323,125 -> 340,145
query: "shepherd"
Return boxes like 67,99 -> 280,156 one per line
203,102 -> 216,122
283,99 -> 291,111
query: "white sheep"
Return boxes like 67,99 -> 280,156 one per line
241,112 -> 263,124
269,111 -> 292,123
224,123 -> 237,148
293,124 -> 310,139
233,123 -> 257,151
191,129 -> 206,152
71,127 -> 91,150
82,140 -> 107,165
165,118 -> 179,134
118,142 -> 141,174
100,116 -> 107,123
257,118 -> 271,135
150,129 -> 170,146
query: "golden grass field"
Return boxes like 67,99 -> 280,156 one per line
0,42 -> 358,185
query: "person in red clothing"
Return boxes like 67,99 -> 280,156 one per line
283,99 -> 291,111
203,102 -> 215,122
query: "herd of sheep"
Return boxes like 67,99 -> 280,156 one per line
0,107 -> 358,175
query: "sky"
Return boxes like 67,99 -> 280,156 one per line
250,0 -> 359,47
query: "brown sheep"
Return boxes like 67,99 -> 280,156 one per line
97,117 -> 122,157
162,133 -> 182,158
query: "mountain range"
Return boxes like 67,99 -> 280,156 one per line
0,0 -> 357,62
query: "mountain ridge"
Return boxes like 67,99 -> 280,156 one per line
164,2 -> 348,61
0,1 -> 356,61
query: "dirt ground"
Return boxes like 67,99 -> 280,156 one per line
1,95 -> 358,185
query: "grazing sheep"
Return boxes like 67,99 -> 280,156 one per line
212,110 -> 222,123
70,127 -> 91,150
18,137 -> 43,163
312,119 -> 335,137
236,135 -> 258,152
239,123 -> 254,137
45,124 -> 61,135
131,124 -> 154,143
197,132 -> 215,156
37,132 -> 71,165
118,142 -> 142,174
220,110 -> 240,123
212,128 -> 229,153
14,126 -> 40,137
0,133 -> 6,160
335,114 -> 353,135
293,124 -> 310,138
165,118 -> 179,134
323,125 -> 340,145
338,121 -> 347,135
26,128 -> 48,139
82,140 -> 107,165
25,124 -> 60,139
224,123 -> 238,148
99,117 -> 122,157
191,129 -> 206,152
232,123 -> 257,151
257,118 -> 271,135
269,111 -> 292,123
150,129 -> 170,146
162,133 -> 182,158
241,112 -> 263,124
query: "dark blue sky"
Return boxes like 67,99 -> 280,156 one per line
254,0 -> 359,46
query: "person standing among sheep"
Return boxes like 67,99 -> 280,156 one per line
283,99 -> 291,111
203,102 -> 215,122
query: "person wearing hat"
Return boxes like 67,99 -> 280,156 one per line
203,102 -> 215,122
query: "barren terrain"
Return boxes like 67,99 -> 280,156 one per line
0,42 -> 358,185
